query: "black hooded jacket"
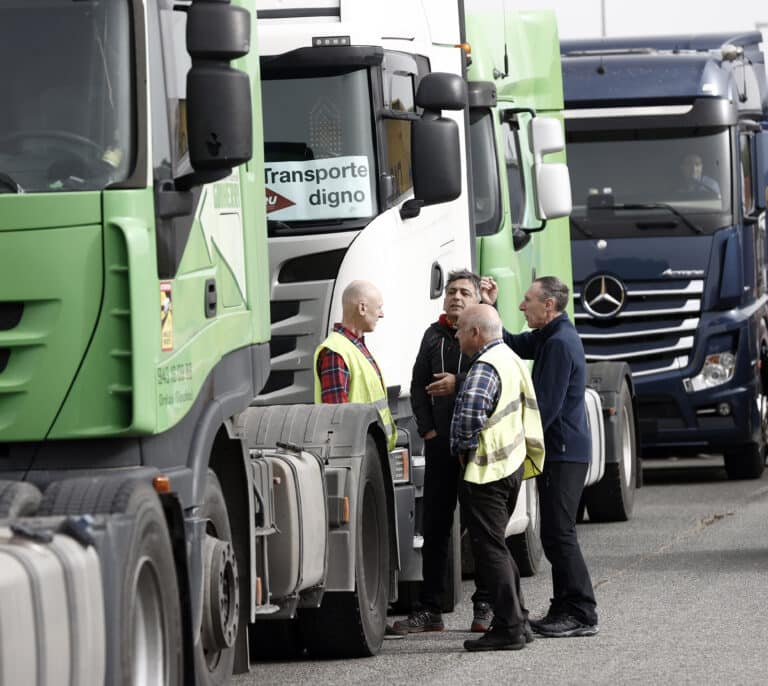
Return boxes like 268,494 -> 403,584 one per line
410,317 -> 471,438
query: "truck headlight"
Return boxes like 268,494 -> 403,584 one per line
683,351 -> 736,392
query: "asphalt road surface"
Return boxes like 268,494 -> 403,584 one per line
235,455 -> 768,685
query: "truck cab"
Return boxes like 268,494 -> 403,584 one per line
562,33 -> 768,479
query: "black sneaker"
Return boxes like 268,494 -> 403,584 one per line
391,609 -> 444,635
470,602 -> 493,633
528,611 -> 556,633
532,614 -> 599,638
464,626 -> 526,652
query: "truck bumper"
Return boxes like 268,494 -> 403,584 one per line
637,375 -> 760,452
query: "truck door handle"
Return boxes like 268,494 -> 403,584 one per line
430,262 -> 444,299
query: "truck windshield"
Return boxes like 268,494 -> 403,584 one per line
262,69 -> 378,231
0,0 -> 132,194
567,128 -> 732,238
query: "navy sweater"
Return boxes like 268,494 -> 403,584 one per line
502,314 -> 590,463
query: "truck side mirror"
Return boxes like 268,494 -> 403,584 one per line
528,117 -> 572,220
185,0 -> 252,182
536,164 -> 572,219
530,117 -> 565,156
402,73 -> 467,220
415,72 -> 467,111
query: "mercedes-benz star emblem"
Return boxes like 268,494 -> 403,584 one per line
582,275 -> 626,319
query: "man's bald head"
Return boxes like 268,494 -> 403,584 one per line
456,304 -> 502,356
341,280 -> 384,334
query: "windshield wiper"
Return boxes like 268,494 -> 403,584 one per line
0,172 -> 23,194
615,202 -> 703,235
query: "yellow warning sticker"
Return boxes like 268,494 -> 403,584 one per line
160,282 -> 173,352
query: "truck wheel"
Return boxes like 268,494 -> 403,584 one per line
724,333 -> 768,480
724,442 -> 766,479
119,483 -> 184,686
584,380 -> 636,522
301,435 -> 389,657
0,480 -> 42,517
39,478 -> 184,685
507,478 -> 542,577
198,471 -> 239,685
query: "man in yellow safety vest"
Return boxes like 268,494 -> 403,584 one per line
313,280 -> 395,450
452,303 -> 544,651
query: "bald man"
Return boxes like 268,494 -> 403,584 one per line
452,304 -> 544,651
313,280 -> 396,449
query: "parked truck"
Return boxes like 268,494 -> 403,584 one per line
561,33 -> 768,480
465,4 -> 639,526
0,1 -> 630,684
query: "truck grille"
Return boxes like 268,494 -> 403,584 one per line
574,279 -> 703,378
0,303 -> 22,374
0,302 -> 23,331
256,289 -> 331,403
253,238 -> 351,405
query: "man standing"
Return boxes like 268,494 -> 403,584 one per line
452,304 -> 544,652
483,275 -> 599,638
314,280 -> 395,450
392,270 -> 493,635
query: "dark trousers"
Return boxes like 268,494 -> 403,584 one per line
459,464 -> 526,631
420,434 -> 490,611
539,460 -> 597,624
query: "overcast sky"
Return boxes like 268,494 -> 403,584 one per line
518,0 -> 768,39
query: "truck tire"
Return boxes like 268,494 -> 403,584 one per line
301,435 -> 389,657
507,478 -> 542,577
0,480 -> 42,517
584,380 -> 636,522
198,471 -> 239,685
724,330 -> 768,480
724,442 -> 766,479
39,478 -> 184,685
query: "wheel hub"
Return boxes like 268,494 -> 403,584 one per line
202,535 -> 239,655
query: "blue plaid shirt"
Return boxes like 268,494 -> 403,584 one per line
450,340 -> 502,458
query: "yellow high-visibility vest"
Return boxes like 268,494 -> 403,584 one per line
464,343 -> 545,485
314,331 -> 396,450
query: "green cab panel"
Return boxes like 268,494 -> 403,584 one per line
0,194 -> 103,440
49,189 -> 158,438
466,8 -> 563,112
467,6 -> 573,332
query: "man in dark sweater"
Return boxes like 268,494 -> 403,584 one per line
482,275 -> 598,637
392,270 -> 494,635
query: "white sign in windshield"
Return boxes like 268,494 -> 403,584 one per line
264,155 -> 373,221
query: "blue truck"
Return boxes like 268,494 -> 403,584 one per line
561,33 -> 768,480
